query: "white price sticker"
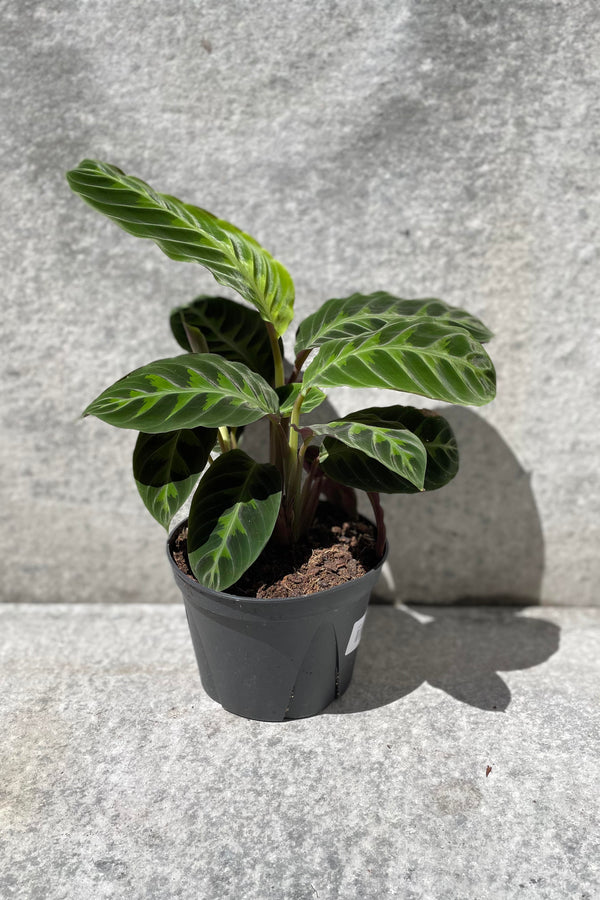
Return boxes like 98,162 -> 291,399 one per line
345,612 -> 367,656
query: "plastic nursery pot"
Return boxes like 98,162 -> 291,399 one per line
167,522 -> 387,722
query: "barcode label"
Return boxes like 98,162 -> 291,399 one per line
345,612 -> 367,655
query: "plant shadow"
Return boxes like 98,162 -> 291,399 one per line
377,407 -> 546,605
326,605 -> 560,714
244,401 -> 546,606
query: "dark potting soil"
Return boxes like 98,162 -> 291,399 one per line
171,502 -> 379,598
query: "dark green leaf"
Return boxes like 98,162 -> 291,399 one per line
170,295 -> 277,383
319,406 -> 459,493
295,291 -> 493,353
83,353 -> 279,432
187,449 -> 282,591
133,427 -> 217,528
67,160 -> 294,336
309,420 -> 426,490
303,320 -> 496,406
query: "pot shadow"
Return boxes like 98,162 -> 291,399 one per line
326,605 -> 560,714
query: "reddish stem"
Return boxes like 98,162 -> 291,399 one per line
297,455 -> 323,536
367,491 -> 387,559
287,349 -> 311,384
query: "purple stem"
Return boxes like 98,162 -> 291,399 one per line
366,491 -> 387,559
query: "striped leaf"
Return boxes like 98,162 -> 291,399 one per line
67,160 -> 294,336
187,449 -> 282,591
83,353 -> 279,432
309,420 -> 426,491
275,383 -> 326,417
133,427 -> 217,529
318,406 -> 458,494
170,295 -> 277,383
302,320 -> 496,406
295,292 -> 493,353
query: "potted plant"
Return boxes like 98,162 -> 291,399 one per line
66,159 -> 496,721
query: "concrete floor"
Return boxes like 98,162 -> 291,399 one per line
1,603 -> 598,899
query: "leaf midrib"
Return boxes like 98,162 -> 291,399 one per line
119,364 -> 264,403
316,422 -> 425,485
74,168 -> 264,300
311,311 -> 469,342
193,308 -> 259,364
203,464 -> 262,579
310,336 -> 488,385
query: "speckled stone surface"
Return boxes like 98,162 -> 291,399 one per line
1,1 -> 599,604
1,603 -> 598,899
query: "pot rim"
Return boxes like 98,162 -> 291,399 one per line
167,517 -> 388,606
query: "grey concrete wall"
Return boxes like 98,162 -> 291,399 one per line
1,0 -> 598,604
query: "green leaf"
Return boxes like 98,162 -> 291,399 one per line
309,420 -> 426,491
83,353 -> 279,432
319,406 -> 458,494
170,295 -> 277,383
66,160 -> 295,336
187,449 -> 282,591
303,320 -> 496,406
275,383 -> 326,417
133,427 -> 217,529
295,291 -> 493,353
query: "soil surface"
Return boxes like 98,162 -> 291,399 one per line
171,502 -> 379,598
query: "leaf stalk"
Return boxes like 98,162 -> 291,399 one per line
266,322 -> 285,387
288,349 -> 311,383
218,426 -> 231,453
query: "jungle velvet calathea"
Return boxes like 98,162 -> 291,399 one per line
66,159 -> 496,594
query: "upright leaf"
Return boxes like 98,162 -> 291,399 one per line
309,421 -> 427,490
67,160 -> 295,335
83,353 -> 279,432
275,383 -> 326,417
319,406 -> 458,493
187,449 -> 282,591
133,427 -> 217,529
303,320 -> 496,406
295,292 -> 493,353
170,295 -> 276,382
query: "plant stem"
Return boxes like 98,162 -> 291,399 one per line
287,392 -> 306,539
297,437 -> 309,471
218,426 -> 231,453
268,415 -> 288,473
288,349 -> 311,384
288,392 -> 304,454
266,322 -> 285,387
297,455 -> 322,536
264,324 -> 287,538
367,491 -> 387,559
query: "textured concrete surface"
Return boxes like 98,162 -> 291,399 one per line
1,603 -> 599,899
1,1 -> 599,604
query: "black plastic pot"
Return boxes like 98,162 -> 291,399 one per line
167,524 -> 387,722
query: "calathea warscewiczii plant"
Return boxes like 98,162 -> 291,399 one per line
66,160 -> 496,592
